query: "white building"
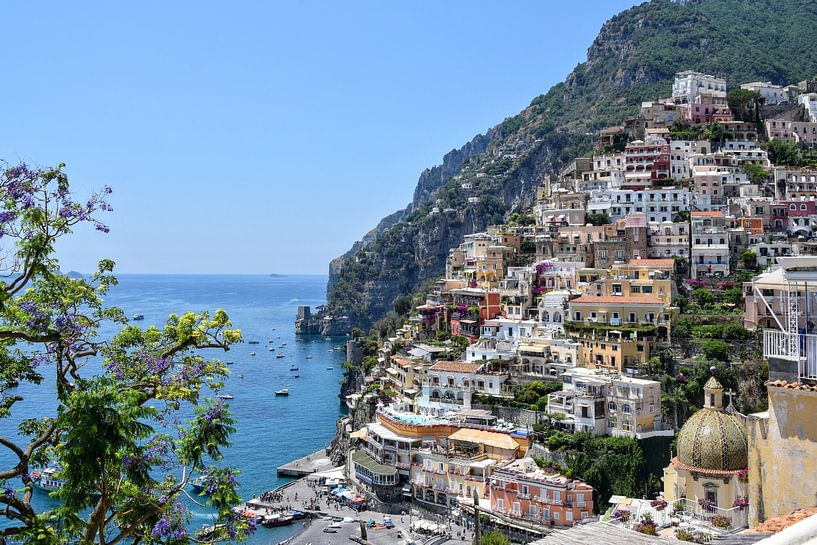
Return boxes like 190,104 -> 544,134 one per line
672,71 -> 727,104
799,93 -> 817,122
547,368 -> 672,439
691,211 -> 730,278
417,361 -> 508,416
537,289 -> 572,333
647,220 -> 689,258
588,188 -> 691,223
740,81 -> 787,104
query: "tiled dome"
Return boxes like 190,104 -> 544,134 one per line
676,405 -> 747,471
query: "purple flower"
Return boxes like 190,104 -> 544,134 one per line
4,488 -> 15,499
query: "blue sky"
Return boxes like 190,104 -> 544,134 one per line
0,1 -> 637,274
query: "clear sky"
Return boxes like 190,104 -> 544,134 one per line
0,1 -> 638,274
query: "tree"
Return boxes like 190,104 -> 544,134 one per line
0,163 -> 252,544
520,238 -> 536,254
767,139 -> 802,166
691,288 -> 714,308
741,163 -> 769,184
482,530 -> 511,545
586,213 -> 611,226
726,89 -> 762,122
393,295 -> 413,316
740,250 -> 758,270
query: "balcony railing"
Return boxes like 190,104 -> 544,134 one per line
763,329 -> 817,380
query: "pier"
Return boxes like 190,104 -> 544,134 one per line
276,448 -> 333,477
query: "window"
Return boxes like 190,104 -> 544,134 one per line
554,490 -> 561,502
522,485 -> 529,495
497,499 -> 505,511
554,512 -> 560,521
628,312 -> 636,323
623,404 -> 632,414
802,204 -> 808,211
513,502 -> 521,514
566,512 -> 573,521
530,504 -> 537,516
790,204 -> 797,210
574,311 -> 582,320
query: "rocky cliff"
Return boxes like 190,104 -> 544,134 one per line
327,0 -> 817,330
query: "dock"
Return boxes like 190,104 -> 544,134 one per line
276,448 -> 333,477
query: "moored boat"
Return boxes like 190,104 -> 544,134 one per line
250,352 -> 256,356
275,389 -> 289,396
261,514 -> 293,527
276,354 -> 285,359
217,393 -> 234,400
132,313 -> 145,321
31,466 -> 64,492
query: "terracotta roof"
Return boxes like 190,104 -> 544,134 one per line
691,210 -> 724,217
627,258 -> 675,268
429,361 -> 482,373
670,457 -> 740,478
766,379 -> 817,392
749,508 -> 817,534
569,295 -> 664,305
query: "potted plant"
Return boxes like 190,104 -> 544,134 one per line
712,515 -> 731,529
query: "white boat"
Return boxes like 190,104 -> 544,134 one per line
31,466 -> 64,492
276,354 -> 285,359
217,394 -> 234,400
275,389 -> 289,396
132,313 -> 145,321
250,352 -> 256,356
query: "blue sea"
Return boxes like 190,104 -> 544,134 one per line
0,274 -> 348,543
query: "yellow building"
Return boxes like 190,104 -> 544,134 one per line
663,378 -> 748,527
566,295 -> 673,371
747,380 -> 817,526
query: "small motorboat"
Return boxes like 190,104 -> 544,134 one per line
250,352 -> 256,356
268,348 -> 274,352
288,510 -> 306,520
132,313 -> 145,321
217,394 -> 234,400
276,354 -> 285,359
290,366 -> 299,371
275,389 -> 289,396
190,475 -> 212,494
248,340 -> 260,345
306,355 -> 313,359
326,367 -> 333,370
294,375 -> 300,378
226,361 -> 235,365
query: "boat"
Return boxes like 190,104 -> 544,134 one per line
288,510 -> 306,520
276,354 -> 285,359
294,375 -> 300,378
250,352 -> 256,356
195,524 -> 225,540
217,394 -> 234,400
275,389 -> 289,396
326,367 -> 333,370
261,514 -> 293,527
31,466 -> 64,492
226,361 -> 234,365
132,313 -> 145,321
248,340 -> 260,345
290,366 -> 299,371
190,475 -> 212,494
268,348 -> 274,352
306,355 -> 313,359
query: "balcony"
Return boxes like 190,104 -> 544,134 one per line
763,329 -> 817,380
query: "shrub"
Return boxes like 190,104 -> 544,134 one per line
712,515 -> 731,529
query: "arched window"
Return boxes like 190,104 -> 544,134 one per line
542,311 -> 550,323
623,404 -> 632,414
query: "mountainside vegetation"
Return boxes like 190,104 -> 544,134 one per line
328,0 -> 817,330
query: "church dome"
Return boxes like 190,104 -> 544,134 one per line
676,378 -> 747,472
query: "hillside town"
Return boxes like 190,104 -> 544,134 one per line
307,71 -> 817,544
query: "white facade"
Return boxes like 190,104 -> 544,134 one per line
799,93 -> 817,123
588,188 -> 691,223
740,81 -> 787,104
672,71 -> 727,104
647,220 -> 689,258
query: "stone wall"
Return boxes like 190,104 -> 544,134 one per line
471,404 -> 544,427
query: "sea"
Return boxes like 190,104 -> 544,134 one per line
0,274 -> 349,543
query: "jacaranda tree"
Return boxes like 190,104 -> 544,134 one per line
0,163 -> 252,544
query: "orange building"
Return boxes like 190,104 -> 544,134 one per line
489,458 -> 594,527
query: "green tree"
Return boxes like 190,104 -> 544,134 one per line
393,295 -> 413,316
586,213 -> 611,226
700,339 -> 730,362
691,288 -> 715,308
520,238 -> 536,254
482,531 -> 511,545
767,139 -> 802,166
0,163 -> 251,544
726,89 -> 762,122
740,250 -> 758,270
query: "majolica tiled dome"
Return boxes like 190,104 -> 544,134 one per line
676,378 -> 747,472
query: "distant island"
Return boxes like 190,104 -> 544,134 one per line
66,271 -> 84,278
269,273 -> 287,277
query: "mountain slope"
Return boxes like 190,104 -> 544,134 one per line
327,0 -> 817,329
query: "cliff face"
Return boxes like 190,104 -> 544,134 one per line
327,0 -> 817,330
